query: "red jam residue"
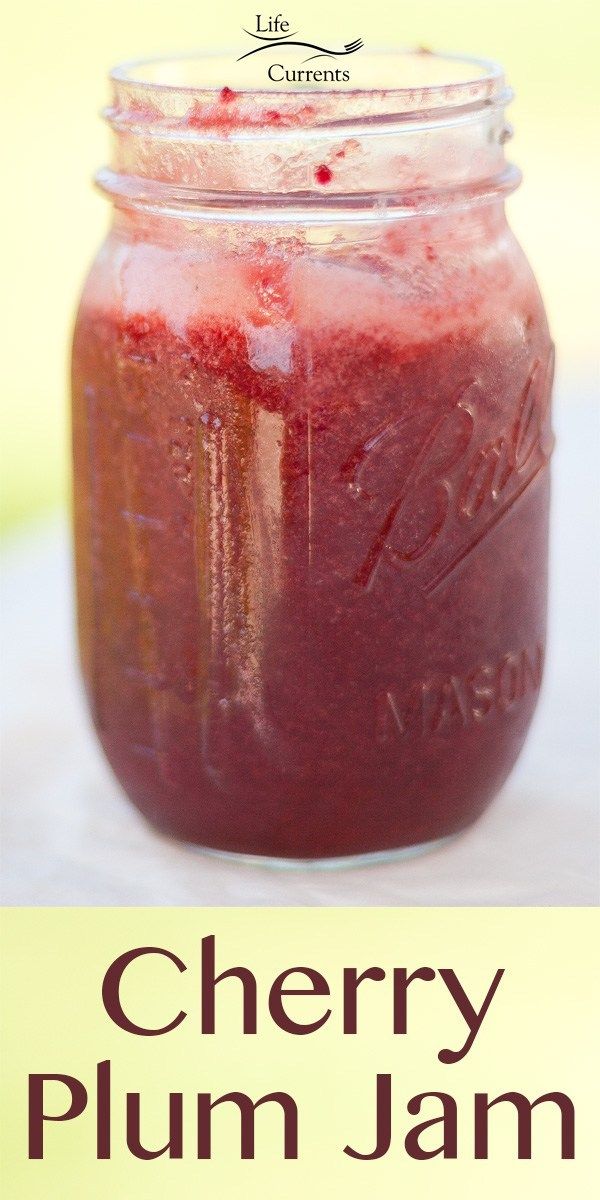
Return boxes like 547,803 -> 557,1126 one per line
314,164 -> 333,185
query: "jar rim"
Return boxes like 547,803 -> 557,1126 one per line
102,48 -> 516,215
108,48 -> 508,135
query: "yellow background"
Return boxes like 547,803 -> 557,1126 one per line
1,907 -> 597,1195
1,0 -> 598,529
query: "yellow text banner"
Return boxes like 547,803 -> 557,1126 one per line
1,907 -> 597,1196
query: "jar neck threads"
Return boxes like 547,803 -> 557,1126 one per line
98,50 -> 519,220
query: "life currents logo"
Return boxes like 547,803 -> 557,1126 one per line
237,14 -> 364,82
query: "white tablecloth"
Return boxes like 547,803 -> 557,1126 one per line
1,389 -> 598,905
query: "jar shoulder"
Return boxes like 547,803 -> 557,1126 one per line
73,215 -> 551,356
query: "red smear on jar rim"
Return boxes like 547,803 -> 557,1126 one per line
315,164 -> 333,185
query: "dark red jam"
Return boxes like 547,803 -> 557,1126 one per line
72,213 -> 553,859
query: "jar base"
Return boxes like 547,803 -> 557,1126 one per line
181,832 -> 459,871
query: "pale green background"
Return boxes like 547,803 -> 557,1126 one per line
1,0 -> 598,531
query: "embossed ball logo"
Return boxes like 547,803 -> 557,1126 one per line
237,14 -> 364,82
343,347 -> 555,596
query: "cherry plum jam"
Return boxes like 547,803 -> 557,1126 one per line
72,54 -> 553,860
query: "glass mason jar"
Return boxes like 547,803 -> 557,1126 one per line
72,52 -> 554,862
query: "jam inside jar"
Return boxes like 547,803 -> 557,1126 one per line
72,53 -> 554,861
